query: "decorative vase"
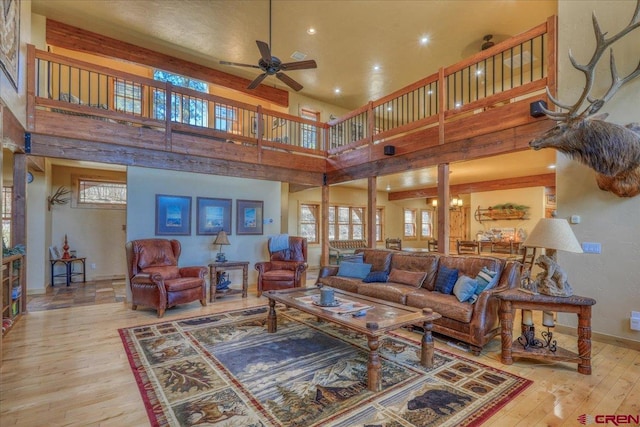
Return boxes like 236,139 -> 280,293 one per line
62,234 -> 71,259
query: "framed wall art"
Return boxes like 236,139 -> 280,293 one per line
236,199 -> 263,235
155,194 -> 191,235
0,0 -> 20,90
197,197 -> 232,235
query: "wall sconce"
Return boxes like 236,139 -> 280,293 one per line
430,197 -> 464,209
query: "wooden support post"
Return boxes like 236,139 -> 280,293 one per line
321,184 -> 330,266
367,176 -> 376,248
437,163 -> 450,254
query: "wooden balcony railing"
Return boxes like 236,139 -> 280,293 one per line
326,17 -> 554,156
26,16 -> 556,168
28,48 -> 326,156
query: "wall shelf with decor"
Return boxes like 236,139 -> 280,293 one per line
474,204 -> 530,222
2,254 -> 25,337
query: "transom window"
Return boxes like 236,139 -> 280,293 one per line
75,178 -> 127,209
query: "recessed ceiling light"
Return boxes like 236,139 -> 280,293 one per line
334,88 -> 341,94
548,164 -> 556,169
307,27 -> 316,35
427,90 -> 433,95
387,106 -> 392,111
373,64 -> 380,71
476,69 -> 483,75
420,35 -> 429,45
386,185 -> 391,191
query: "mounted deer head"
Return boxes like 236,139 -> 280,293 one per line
530,1 -> 640,197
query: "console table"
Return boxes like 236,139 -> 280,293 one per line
50,257 -> 86,287
208,261 -> 249,302
496,289 -> 596,374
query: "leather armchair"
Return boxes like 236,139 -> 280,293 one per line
255,236 -> 308,296
125,238 -> 207,317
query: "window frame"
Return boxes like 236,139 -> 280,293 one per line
403,208 -> 417,239
420,209 -> 433,239
299,202 -> 320,244
71,175 -> 127,210
2,186 -> 12,246
327,204 -> 372,241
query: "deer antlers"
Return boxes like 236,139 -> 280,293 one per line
543,0 -> 640,121
48,186 -> 70,210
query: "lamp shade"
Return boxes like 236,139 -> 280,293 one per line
522,218 -> 583,253
213,230 -> 230,246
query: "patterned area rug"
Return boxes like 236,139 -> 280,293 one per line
119,306 -> 531,426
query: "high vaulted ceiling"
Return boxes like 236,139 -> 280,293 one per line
30,0 -> 559,194
31,0 -> 557,111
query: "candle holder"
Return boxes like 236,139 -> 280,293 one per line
517,324 -> 557,352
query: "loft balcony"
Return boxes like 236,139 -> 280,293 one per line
25,17 -> 557,186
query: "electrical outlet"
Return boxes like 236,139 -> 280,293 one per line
91,263 -> 97,269
631,311 -> 640,331
581,242 -> 601,254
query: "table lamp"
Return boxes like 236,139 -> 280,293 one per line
521,218 -> 583,297
213,231 -> 230,262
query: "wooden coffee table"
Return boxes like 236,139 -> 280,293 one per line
264,287 -> 441,392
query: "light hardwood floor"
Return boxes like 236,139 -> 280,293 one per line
1,291 -> 639,426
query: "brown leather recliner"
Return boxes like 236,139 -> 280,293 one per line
125,238 -> 207,317
255,236 -> 308,296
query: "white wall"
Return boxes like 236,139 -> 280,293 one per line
557,0 -> 640,342
50,165 -> 127,283
126,167 -> 282,289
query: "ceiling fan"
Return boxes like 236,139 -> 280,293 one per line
219,0 -> 317,91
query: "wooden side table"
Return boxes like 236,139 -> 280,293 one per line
496,289 -> 596,374
208,261 -> 249,302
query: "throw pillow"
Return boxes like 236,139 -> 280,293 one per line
341,253 -> 364,263
475,266 -> 498,294
434,265 -> 459,294
337,262 -> 372,279
453,275 -> 478,303
363,271 -> 389,283
388,269 -> 428,288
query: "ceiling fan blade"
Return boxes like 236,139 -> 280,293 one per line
256,40 -> 272,63
220,60 -> 261,69
276,72 -> 303,91
247,73 -> 268,89
280,60 -> 318,71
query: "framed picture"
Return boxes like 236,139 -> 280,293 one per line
197,197 -> 232,235
0,0 -> 20,90
236,199 -> 263,235
251,115 -> 264,135
155,194 -> 191,235
546,194 -> 556,206
272,117 -> 286,129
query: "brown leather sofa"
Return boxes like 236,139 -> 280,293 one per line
316,249 -> 521,355
125,238 -> 207,317
255,236 -> 308,296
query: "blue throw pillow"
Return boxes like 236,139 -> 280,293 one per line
453,275 -> 478,302
434,265 -> 459,294
363,271 -> 389,283
474,266 -> 498,295
337,262 -> 372,279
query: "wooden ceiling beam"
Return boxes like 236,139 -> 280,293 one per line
45,19 -> 290,107
28,133 -> 323,186
388,173 -> 556,200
